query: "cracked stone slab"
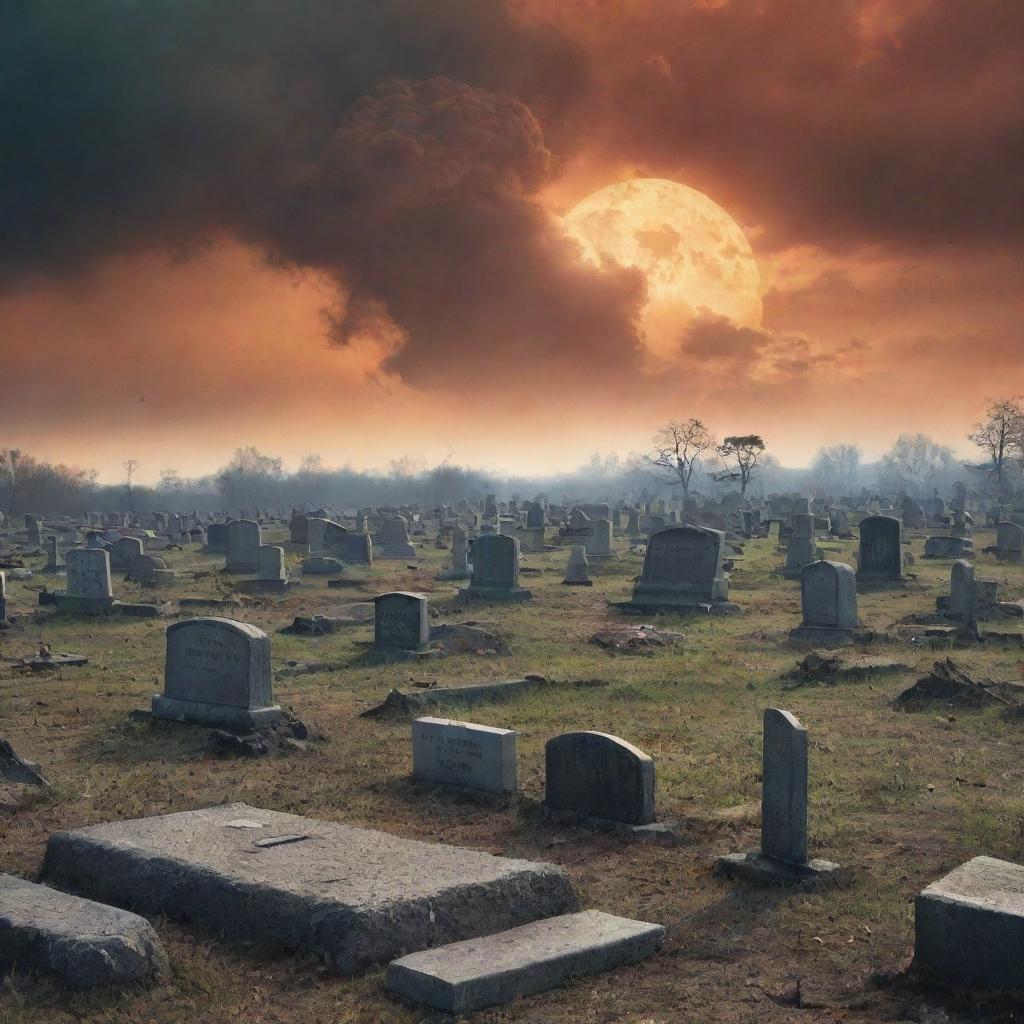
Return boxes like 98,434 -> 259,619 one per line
0,874 -> 167,988
386,909 -> 665,1013
42,803 -> 577,972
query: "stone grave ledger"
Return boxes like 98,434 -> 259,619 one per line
374,592 -> 429,650
152,617 -> 283,730
544,732 -> 655,826
41,803 -> 578,973
915,856 -> 1024,990
412,717 -> 517,794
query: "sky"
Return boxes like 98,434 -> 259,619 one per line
1,0 -> 1021,484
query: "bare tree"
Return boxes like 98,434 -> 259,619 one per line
122,459 -> 140,511
968,396 -> 1023,484
715,434 -> 767,497
647,419 -> 716,501
0,448 -> 22,517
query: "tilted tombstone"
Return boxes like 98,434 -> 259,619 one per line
412,717 -> 517,794
459,534 -> 531,601
379,516 -> 416,559
562,546 -> 592,586
628,525 -> 734,610
152,617 -> 283,730
225,520 -> 261,573
856,515 -> 904,581
544,732 -> 655,826
789,560 -> 860,643
374,592 -> 429,650
995,521 -> 1023,563
716,709 -> 842,885
109,536 -> 144,572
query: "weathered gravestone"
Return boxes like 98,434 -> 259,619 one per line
915,856 -> 1024,990
225,520 -> 261,573
627,525 -> 736,611
109,536 -> 144,572
586,517 -> 614,560
412,717 -> 516,793
923,535 -> 974,559
562,546 -> 592,586
374,592 -> 429,651
25,517 -> 42,548
459,534 -> 531,601
626,509 -> 641,537
439,525 -> 469,580
526,503 -> 545,529
41,536 -> 63,574
995,521 -> 1023,563
152,617 -> 283,730
343,532 -> 373,566
544,732 -> 655,826
0,570 -> 6,622
789,560 -> 862,644
783,513 -> 817,579
237,545 -> 290,594
379,516 -> 416,559
716,709 -> 842,886
856,515 -> 905,582
901,495 -> 926,529
204,522 -> 229,554
949,559 -> 978,633
56,549 -> 115,614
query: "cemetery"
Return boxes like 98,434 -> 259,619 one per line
0,480 -> 1023,1023
2,4 -> 1023,1019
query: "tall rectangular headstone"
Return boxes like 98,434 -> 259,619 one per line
761,708 -> 807,865
374,592 -> 429,650
856,515 -> 904,581
225,520 -> 261,573
65,549 -> 114,600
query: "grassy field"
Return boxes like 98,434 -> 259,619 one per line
1,527 -> 1022,1024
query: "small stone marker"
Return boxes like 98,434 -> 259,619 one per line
152,617 -> 284,730
374,592 -> 429,650
386,909 -> 665,1014
412,717 -> 517,793
914,856 -> 1024,989
0,874 -> 167,988
716,709 -> 842,886
545,732 -> 655,825
42,803 -> 578,972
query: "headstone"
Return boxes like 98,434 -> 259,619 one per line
562,545 -> 592,586
626,509 -> 641,537
127,554 -> 168,585
995,521 -> 1023,563
856,515 -> 904,582
544,732 -> 655,826
374,592 -> 429,650
459,534 -> 531,601
41,536 -> 63,574
783,513 -> 816,578
25,517 -> 42,548
949,559 -> 977,631
152,617 -> 283,730
628,525 -> 735,610
412,717 -> 516,793
526,503 -> 545,529
915,856 -> 1024,990
343,532 -> 373,565
923,535 -> 974,559
586,517 -> 613,559
901,495 -> 926,529
225,520 -> 261,573
789,560 -> 860,643
63,548 -> 115,609
439,525 -> 469,580
380,516 -> 416,559
204,521 -> 230,554
716,709 -> 842,885
109,536 -> 144,572
0,570 -> 6,622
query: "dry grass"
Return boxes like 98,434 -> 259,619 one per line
0,526 -> 1022,1023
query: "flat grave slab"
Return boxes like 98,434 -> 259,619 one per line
915,855 -> 1024,989
0,874 -> 167,988
386,909 -> 664,1013
43,803 -> 577,972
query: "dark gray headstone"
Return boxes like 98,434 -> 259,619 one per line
374,592 -> 429,650
856,515 -> 903,580
761,709 -> 807,866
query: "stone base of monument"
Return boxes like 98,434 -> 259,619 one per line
914,855 -> 1024,990
787,625 -> 873,646
234,579 -> 297,595
0,874 -> 168,989
151,695 -> 286,732
714,851 -> 846,889
385,910 -> 665,1014
42,803 -> 578,973
456,586 -> 532,602
51,594 -> 119,616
